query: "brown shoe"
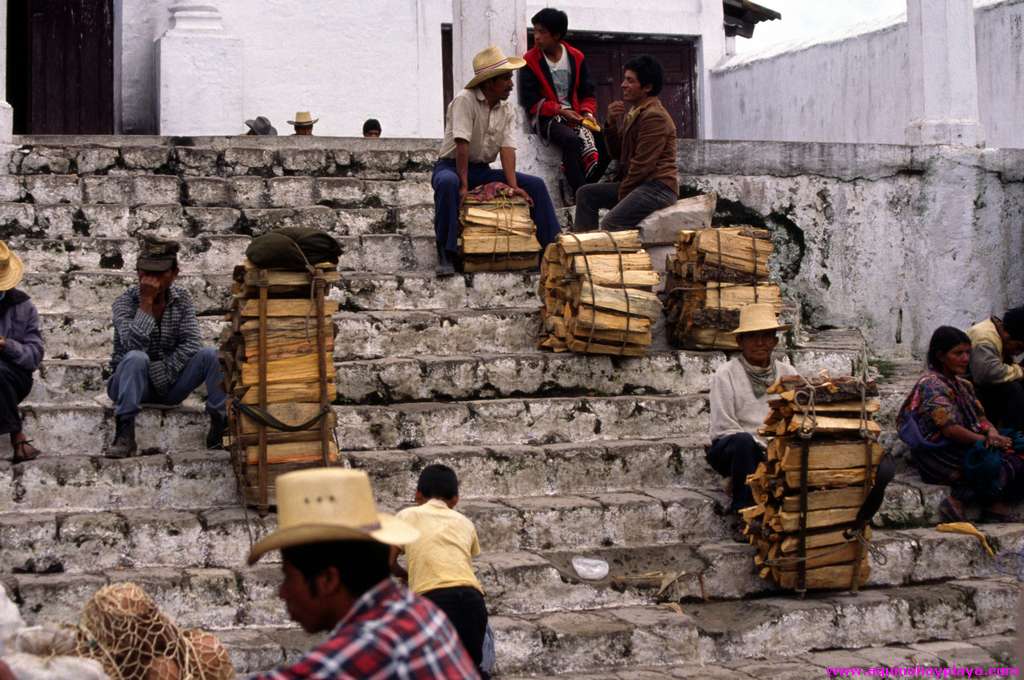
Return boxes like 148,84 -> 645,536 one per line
10,433 -> 41,464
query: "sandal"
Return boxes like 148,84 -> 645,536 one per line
939,496 -> 967,523
11,436 -> 41,464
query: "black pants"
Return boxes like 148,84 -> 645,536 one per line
0,360 -> 32,437
542,119 -> 586,194
976,380 -> 1024,431
706,432 -> 765,512
424,586 -> 489,679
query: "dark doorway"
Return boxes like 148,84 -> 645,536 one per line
8,0 -> 115,134
558,36 -> 699,139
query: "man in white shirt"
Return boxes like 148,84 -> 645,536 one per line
707,304 -> 797,535
432,46 -> 561,275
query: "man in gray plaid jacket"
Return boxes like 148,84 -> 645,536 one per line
106,237 -> 227,458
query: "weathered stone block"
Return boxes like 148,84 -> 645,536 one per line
316,177 -> 365,207
121,145 -> 172,171
268,177 -> 315,207
242,207 -> 336,235
0,176 -> 24,202
20,147 -> 72,174
75,147 -> 120,174
132,175 -> 181,205
185,177 -> 232,206
229,177 -> 268,208
60,512 -> 129,571
126,510 -> 206,568
82,175 -> 131,204
24,176 -> 81,204
279,148 -> 328,174
15,573 -> 107,626
175,147 -> 221,175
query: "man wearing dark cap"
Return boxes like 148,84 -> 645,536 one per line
106,237 -> 227,458
362,118 -> 382,138
967,306 -> 1024,430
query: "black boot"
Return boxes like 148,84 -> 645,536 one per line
206,411 -> 227,450
435,244 -> 456,277
107,416 -> 137,458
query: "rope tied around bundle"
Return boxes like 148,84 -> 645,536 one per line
566,230 -> 632,355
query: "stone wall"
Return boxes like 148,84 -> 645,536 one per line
678,140 -> 1024,356
710,0 -> 1024,148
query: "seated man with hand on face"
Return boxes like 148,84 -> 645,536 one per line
967,306 -> 1024,431
707,304 -> 796,539
432,45 -> 561,275
574,54 -> 678,230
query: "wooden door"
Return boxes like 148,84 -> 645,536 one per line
9,0 -> 115,134
564,37 -> 699,139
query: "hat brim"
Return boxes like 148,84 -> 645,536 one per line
136,257 -> 176,273
730,323 -> 790,336
287,119 -> 319,126
0,251 -> 24,291
247,513 -> 420,565
465,58 -> 526,89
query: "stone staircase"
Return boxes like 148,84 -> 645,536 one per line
0,136 -> 1018,678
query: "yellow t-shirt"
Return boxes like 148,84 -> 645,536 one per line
395,499 -> 483,595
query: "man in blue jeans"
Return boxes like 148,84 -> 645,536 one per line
106,237 -> 227,457
432,45 -> 561,275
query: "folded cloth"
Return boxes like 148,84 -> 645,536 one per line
465,182 -> 517,202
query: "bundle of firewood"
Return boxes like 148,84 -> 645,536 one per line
664,226 -> 782,349
459,197 -> 541,272
219,260 -> 341,512
537,230 -> 660,356
741,374 -> 882,591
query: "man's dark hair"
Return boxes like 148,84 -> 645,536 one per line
362,118 -> 381,135
416,464 -> 459,501
532,8 -> 568,39
926,325 -> 971,369
1002,306 -> 1024,342
623,54 -> 664,96
282,540 -> 390,597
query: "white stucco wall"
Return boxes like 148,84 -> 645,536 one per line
710,0 -> 1024,148
117,0 -> 726,138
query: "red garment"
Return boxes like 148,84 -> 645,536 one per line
248,578 -> 479,680
522,42 -> 597,118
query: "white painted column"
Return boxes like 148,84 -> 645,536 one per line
904,0 -> 984,146
450,0 -> 567,206
156,4 -> 243,136
0,0 -> 12,145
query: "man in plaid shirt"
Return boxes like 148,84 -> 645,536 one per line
105,237 -> 227,457
247,469 -> 480,680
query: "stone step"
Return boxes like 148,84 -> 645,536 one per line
0,486 -> 731,576
9,140 -> 437,179
499,633 -> 1018,679
3,173 -> 436,209
6,529 -> 1018,653
0,202 -> 436,242
8,233 -> 440,276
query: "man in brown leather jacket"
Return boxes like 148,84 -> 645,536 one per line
574,54 -> 678,230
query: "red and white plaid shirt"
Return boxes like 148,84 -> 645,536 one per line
248,578 -> 480,680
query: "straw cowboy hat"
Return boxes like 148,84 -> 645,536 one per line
730,303 -> 790,335
287,111 -> 319,127
0,241 -> 24,291
247,469 -> 420,565
465,45 -> 526,89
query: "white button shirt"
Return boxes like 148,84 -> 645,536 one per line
438,87 -> 517,163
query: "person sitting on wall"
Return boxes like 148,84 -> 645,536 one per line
246,468 -> 480,679
244,116 -> 278,136
966,307 -> 1024,431
432,45 -> 561,276
897,325 -> 1024,522
706,304 -> 796,539
573,54 -> 678,230
105,237 -> 227,458
288,111 -> 317,136
362,118 -> 382,138
0,241 -> 44,463
519,7 -> 605,201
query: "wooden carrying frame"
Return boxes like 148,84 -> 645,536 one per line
222,265 -> 337,515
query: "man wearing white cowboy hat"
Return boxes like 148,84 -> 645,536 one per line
432,45 -> 561,275
288,111 -> 318,136
246,469 -> 480,679
0,241 -> 44,464
707,303 -> 797,537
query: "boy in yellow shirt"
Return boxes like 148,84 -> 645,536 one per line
391,465 -> 489,678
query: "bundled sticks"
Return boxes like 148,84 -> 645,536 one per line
459,197 -> 541,272
742,374 -> 882,591
219,260 -> 341,512
537,230 -> 661,356
664,227 -> 781,349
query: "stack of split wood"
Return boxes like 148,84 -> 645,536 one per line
664,226 -> 782,350
219,260 -> 341,512
459,197 -> 541,272
741,374 -> 883,591
537,230 -> 661,356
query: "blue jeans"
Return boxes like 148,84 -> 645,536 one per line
431,159 -> 561,254
107,348 -> 227,418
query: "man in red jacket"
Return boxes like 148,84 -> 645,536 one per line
520,8 -> 604,199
